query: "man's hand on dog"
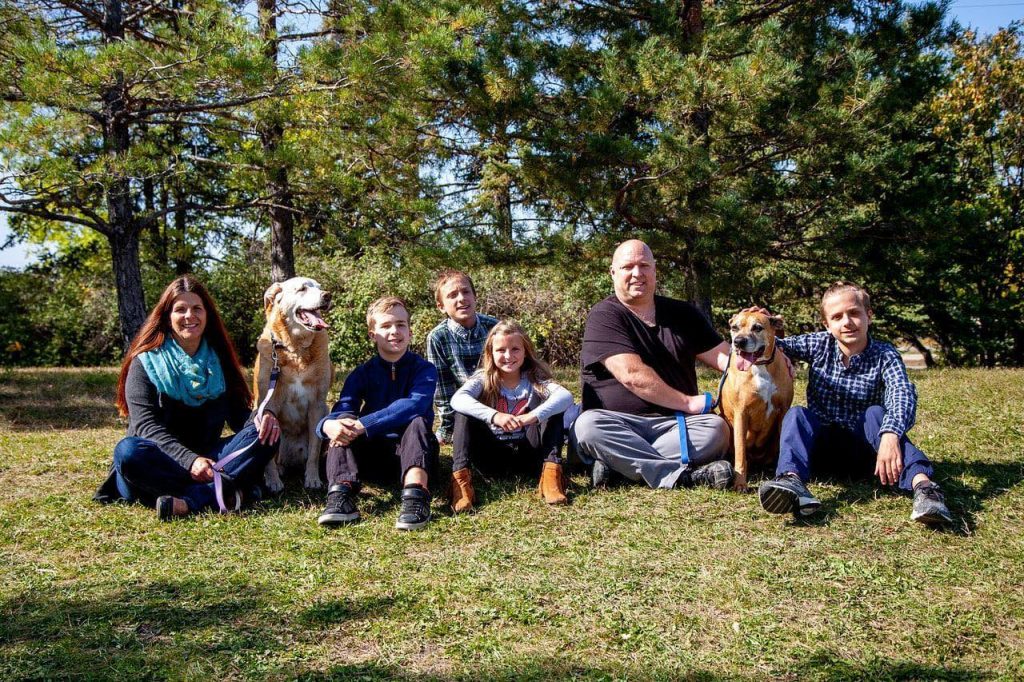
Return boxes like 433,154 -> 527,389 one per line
875,432 -> 903,486
255,410 -> 281,446
324,417 -> 365,447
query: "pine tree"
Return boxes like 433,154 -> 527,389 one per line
0,0 -> 282,345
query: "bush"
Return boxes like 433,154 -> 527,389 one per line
0,266 -> 121,367
296,247 -> 611,370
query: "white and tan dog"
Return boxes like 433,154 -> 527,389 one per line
254,277 -> 334,492
719,311 -> 793,492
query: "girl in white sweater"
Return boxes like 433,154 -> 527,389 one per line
448,321 -> 573,511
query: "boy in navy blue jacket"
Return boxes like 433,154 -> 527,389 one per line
316,296 -> 439,530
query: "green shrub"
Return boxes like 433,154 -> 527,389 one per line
0,266 -> 121,367
296,247 -> 610,370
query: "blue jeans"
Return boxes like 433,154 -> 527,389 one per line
776,405 -> 933,491
112,423 -> 277,512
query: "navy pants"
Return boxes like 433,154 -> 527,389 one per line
325,416 -> 439,491
112,423 -> 277,512
776,405 -> 933,491
452,411 -> 565,476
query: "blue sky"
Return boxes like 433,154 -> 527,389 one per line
950,0 -> 1023,34
2,1 -> 1022,268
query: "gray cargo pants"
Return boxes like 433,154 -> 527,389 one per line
571,409 -> 730,489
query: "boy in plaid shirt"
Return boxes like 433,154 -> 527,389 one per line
425,270 -> 499,444
758,282 -> 952,525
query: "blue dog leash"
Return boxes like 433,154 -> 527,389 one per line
677,349 -> 731,463
676,392 -> 715,464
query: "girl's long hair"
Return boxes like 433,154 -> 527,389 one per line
478,320 -> 552,407
115,275 -> 252,417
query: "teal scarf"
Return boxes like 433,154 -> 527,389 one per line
139,337 -> 226,406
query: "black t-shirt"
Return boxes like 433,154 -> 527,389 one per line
580,295 -> 722,416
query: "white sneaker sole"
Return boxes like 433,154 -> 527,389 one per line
395,514 -> 430,531
318,511 -> 360,526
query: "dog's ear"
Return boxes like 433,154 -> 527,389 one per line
728,312 -> 741,328
263,282 -> 283,313
769,315 -> 785,337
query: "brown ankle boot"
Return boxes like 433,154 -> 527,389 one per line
450,468 -> 475,513
538,461 -> 568,505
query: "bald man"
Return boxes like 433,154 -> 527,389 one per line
571,239 -> 734,490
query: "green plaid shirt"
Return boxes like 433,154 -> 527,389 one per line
426,314 -> 499,440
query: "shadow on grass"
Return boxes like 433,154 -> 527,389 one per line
0,578 -> 411,679
0,579 -> 276,677
779,459 -> 1024,534
302,594 -> 408,626
788,650 -> 987,681
258,476 -> 407,518
938,459 -> 1024,535
0,367 -> 120,431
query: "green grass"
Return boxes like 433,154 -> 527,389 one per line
1,366 -> 1023,680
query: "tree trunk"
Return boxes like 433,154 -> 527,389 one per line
678,0 -> 703,40
264,140 -> 296,282
103,0 -> 146,347
906,336 -> 935,368
173,185 -> 190,274
109,227 -> 148,347
688,252 -> 713,325
259,0 -> 296,283
674,234 -> 713,324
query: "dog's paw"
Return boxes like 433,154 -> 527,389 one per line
304,474 -> 324,490
265,475 -> 286,494
732,473 -> 750,493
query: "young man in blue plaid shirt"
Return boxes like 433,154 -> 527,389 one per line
425,271 -> 499,446
758,282 -> 951,525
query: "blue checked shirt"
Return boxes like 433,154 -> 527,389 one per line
426,313 -> 499,440
777,332 -> 917,437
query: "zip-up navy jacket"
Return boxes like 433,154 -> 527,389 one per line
316,350 -> 437,440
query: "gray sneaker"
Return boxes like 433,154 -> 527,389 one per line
318,483 -> 360,527
911,482 -> 952,526
683,460 -> 734,490
759,473 -> 821,516
395,485 -> 431,531
591,459 -> 611,489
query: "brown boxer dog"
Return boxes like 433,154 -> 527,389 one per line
719,310 -> 793,492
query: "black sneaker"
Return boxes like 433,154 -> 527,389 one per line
911,481 -> 952,526
395,485 -> 431,531
318,483 -> 360,526
591,459 -> 611,489
679,460 -> 734,489
758,473 -> 821,516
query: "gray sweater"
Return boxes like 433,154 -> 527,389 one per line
121,355 -> 252,470
95,356 -> 253,503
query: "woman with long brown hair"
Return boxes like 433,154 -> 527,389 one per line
94,275 -> 280,520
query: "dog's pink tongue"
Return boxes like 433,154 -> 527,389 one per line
736,352 -> 754,371
300,309 -> 329,330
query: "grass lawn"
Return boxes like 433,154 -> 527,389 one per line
1,366 -> 1022,681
